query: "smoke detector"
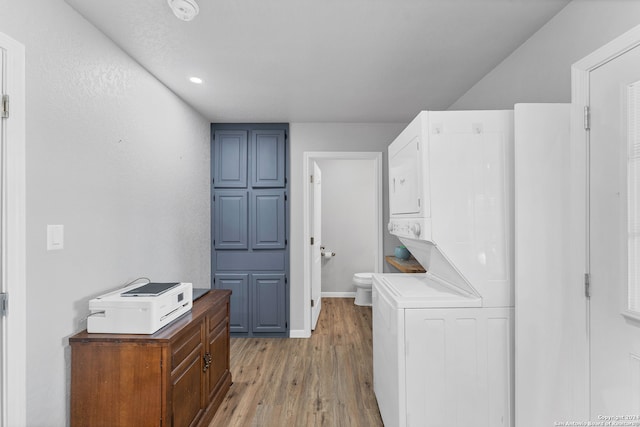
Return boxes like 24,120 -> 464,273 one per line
167,0 -> 200,21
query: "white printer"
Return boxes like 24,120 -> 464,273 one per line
87,282 -> 193,334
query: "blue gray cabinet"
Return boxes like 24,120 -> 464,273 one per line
251,130 -> 285,188
214,274 -> 249,333
211,124 -> 289,337
213,130 -> 247,188
251,190 -> 286,250
252,274 -> 286,333
213,191 -> 248,250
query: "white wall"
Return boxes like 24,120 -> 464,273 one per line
289,123 -> 405,333
0,1 -> 211,425
450,0 -> 640,109
317,159 -> 376,294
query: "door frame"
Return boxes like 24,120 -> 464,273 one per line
571,22 -> 640,419
310,161 -> 321,330
301,151 -> 383,337
0,31 -> 26,427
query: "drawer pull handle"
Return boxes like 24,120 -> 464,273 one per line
203,352 -> 212,372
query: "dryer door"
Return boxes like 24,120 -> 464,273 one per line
389,135 -> 422,215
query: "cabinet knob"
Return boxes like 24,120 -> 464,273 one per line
203,352 -> 212,372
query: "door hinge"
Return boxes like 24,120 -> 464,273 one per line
1,94 -> 8,119
310,237 -> 314,245
0,293 -> 7,316
585,273 -> 591,298
311,299 -> 314,307
285,194 -> 288,201
584,105 -> 590,131
285,239 -> 288,245
285,276 -> 288,284
310,175 -> 314,184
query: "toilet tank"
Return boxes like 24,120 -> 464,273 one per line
388,110 -> 514,308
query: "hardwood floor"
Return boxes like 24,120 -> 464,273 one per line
208,298 -> 384,427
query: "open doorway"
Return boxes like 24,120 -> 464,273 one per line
303,152 -> 382,334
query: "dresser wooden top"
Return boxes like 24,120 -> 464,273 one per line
70,289 -> 231,344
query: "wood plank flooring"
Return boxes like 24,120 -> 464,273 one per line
208,298 -> 384,427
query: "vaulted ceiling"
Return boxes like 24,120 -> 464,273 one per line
65,0 -> 570,123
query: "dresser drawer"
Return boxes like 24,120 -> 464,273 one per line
208,301 -> 228,333
171,321 -> 203,371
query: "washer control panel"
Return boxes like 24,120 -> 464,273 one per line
388,218 -> 431,240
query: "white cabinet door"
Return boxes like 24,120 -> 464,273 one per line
404,308 -> 513,427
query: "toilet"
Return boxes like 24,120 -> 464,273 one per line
353,272 -> 373,306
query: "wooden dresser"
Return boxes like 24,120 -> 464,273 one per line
70,289 -> 232,427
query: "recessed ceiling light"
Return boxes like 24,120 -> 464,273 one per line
189,77 -> 203,84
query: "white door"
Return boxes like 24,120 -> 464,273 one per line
310,162 -> 322,330
0,44 -> 5,427
0,32 -> 25,427
589,43 -> 640,417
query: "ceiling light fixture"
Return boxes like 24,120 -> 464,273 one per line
189,77 -> 203,84
167,0 -> 200,21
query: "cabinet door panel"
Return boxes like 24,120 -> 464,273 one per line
252,274 -> 286,333
215,274 -> 249,333
171,347 -> 205,427
251,190 -> 286,250
213,130 -> 247,188
213,191 -> 248,249
251,130 -> 285,187
70,345 -> 163,427
207,321 -> 229,400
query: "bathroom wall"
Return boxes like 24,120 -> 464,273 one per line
0,1 -> 211,425
289,123 -> 406,335
316,158 -> 377,296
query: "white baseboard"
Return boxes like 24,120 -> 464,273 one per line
321,292 -> 356,298
289,329 -> 311,338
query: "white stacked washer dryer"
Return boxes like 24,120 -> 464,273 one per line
373,110 -> 514,427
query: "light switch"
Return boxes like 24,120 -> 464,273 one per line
47,225 -> 64,251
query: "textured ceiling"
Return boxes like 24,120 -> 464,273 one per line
65,0 -> 570,123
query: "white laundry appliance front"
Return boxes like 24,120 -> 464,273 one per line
373,110 -> 514,427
